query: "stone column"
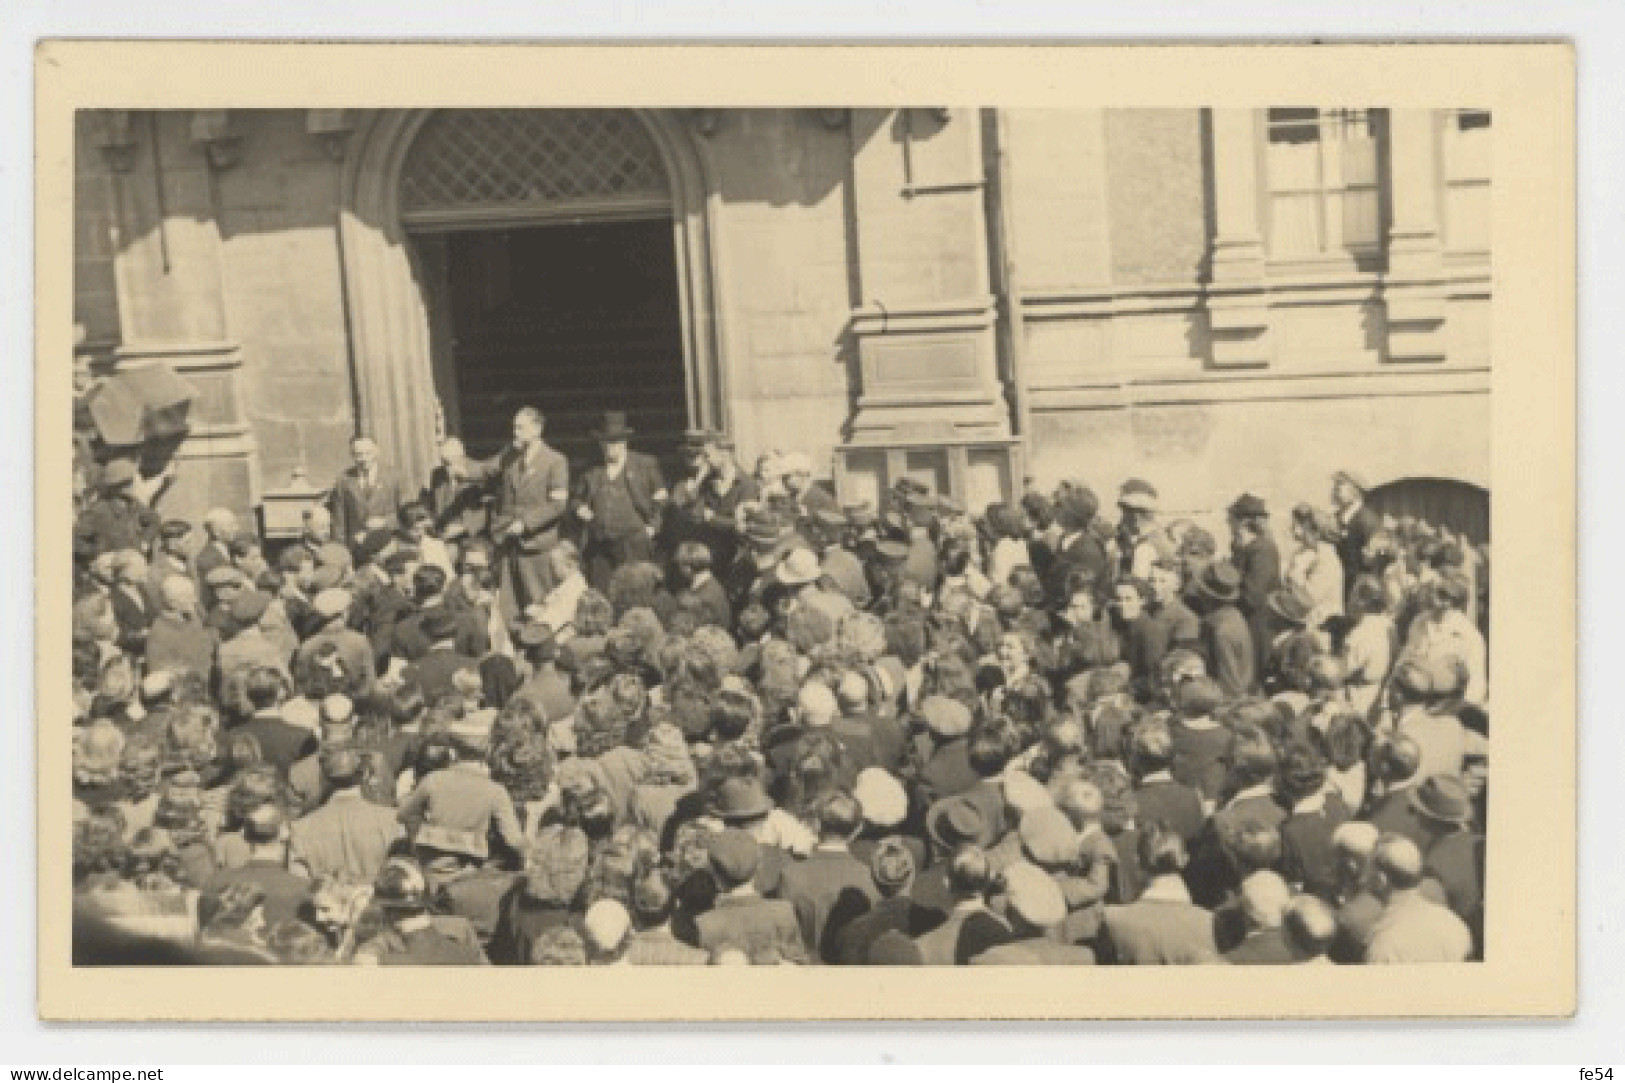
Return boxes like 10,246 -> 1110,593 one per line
1384,108 -> 1449,363
1206,108 -> 1273,369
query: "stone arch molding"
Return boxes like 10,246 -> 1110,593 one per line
338,108 -> 726,490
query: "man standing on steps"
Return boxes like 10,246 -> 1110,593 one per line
330,436 -> 404,551
575,411 -> 668,590
447,406 -> 571,623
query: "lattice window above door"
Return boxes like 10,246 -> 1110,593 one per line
399,110 -> 671,226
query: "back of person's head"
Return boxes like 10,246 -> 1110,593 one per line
1229,821 -> 1284,876
1373,835 -> 1425,892
630,868 -> 676,929
946,845 -> 993,898
1175,674 -> 1225,719
1283,895 -> 1338,958
242,802 -> 286,846
835,670 -> 871,714
1276,741 -> 1329,805
1228,725 -> 1278,789
869,837 -> 917,899
966,725 -> 1013,778
1239,870 -> 1292,929
243,667 -> 286,712
389,681 -> 427,728
1316,711 -> 1371,772
411,564 -> 448,604
1129,720 -> 1175,775
1138,822 -> 1189,877
795,680 -> 839,728
816,791 -> 863,841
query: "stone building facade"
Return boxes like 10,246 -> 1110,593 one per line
73,107 -> 1491,539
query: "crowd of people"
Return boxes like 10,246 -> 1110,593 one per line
69,404 -> 1490,966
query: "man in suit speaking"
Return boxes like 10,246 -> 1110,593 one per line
445,406 -> 570,622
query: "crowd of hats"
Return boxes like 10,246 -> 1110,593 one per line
67,455 -> 1488,967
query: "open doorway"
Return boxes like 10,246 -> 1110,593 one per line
415,218 -> 691,473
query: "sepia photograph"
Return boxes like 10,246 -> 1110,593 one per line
34,42 -> 1575,1022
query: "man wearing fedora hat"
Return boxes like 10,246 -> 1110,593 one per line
576,411 -> 668,590
1188,560 -> 1256,699
1227,492 -> 1282,674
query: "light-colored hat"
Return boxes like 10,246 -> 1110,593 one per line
1002,861 -> 1067,929
583,899 -> 634,954
775,548 -> 823,587
311,588 -> 353,621
1002,770 -> 1054,818
1019,806 -> 1080,868
853,767 -> 908,828
919,695 -> 972,740
1117,478 -> 1160,513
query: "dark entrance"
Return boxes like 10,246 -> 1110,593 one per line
417,218 -> 690,471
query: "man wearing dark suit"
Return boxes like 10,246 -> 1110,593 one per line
1190,561 -> 1257,699
575,412 -> 668,590
1186,739 -> 1285,908
773,794 -> 880,963
1044,486 -> 1111,607
1227,493 -> 1282,675
452,407 -> 571,623
235,666 -> 319,776
695,830 -> 809,963
424,437 -> 490,542
330,437 -> 405,549
1128,722 -> 1207,848
1331,471 -> 1383,598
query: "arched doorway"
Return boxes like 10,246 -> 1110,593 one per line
336,109 -> 724,490
1365,476 -> 1490,547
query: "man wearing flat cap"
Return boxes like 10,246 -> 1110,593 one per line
296,588 -> 377,697
694,829 -> 809,964
575,411 -> 668,590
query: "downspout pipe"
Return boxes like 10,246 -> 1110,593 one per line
989,109 -> 1033,469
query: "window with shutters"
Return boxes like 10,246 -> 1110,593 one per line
1441,110 -> 1491,253
398,109 -> 672,229
1262,108 -> 1389,265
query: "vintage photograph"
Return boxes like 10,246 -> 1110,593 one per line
63,102 -> 1495,972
